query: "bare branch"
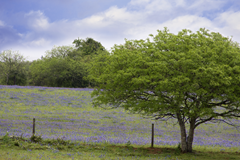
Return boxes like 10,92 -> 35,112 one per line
195,116 -> 214,129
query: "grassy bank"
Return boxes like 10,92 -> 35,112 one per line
0,134 -> 240,160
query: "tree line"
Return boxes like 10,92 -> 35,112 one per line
0,37 -> 108,88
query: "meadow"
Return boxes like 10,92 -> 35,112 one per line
0,85 -> 240,160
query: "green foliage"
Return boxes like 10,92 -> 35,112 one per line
73,37 -> 105,57
6,69 -> 28,85
30,135 -> 43,143
90,27 -> 240,114
88,50 -> 110,87
28,38 -> 109,88
0,50 -> 28,85
44,45 -> 76,59
89,27 -> 240,152
1,38 -> 108,88
44,137 -> 71,146
0,133 -> 26,148
174,143 -> 182,155
126,140 -> 132,147
29,51 -> 88,87
71,37 -> 109,87
2,132 -> 10,144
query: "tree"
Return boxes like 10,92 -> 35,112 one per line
88,28 -> 240,153
29,58 -> 68,87
71,37 -> 109,87
29,57 -> 88,87
0,50 -> 27,85
44,45 -> 76,59
72,37 -> 105,57
29,45 -> 89,88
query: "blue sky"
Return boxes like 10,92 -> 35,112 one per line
1,0 -> 240,61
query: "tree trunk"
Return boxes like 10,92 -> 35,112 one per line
177,113 -> 188,153
187,118 -> 196,152
177,113 -> 196,153
6,74 -> 9,85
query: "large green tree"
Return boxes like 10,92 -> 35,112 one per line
89,28 -> 240,153
0,50 -> 28,85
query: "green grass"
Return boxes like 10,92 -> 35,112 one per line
0,134 -> 240,160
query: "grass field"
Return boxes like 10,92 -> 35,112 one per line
0,85 -> 240,160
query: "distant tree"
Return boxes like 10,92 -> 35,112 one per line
28,59 -> 47,86
44,45 -> 76,59
69,37 -> 105,61
29,57 -> 87,87
0,50 -> 27,85
73,37 -> 105,56
71,37 -> 108,87
29,46 -> 88,88
29,38 -> 108,88
89,28 -> 240,153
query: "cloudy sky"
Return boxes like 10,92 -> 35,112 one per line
0,0 -> 240,61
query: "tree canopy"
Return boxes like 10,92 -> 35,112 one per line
29,38 -> 108,88
44,45 -> 76,59
0,50 -> 28,85
73,37 -> 105,56
29,46 -> 88,87
89,28 -> 240,152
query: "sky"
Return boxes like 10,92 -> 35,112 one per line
0,0 -> 240,61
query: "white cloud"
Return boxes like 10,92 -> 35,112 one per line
104,6 -> 137,23
122,15 -> 216,42
215,11 -> 240,30
212,11 -> 240,43
162,15 -> 215,32
175,0 -> 186,7
0,20 -> 5,26
82,15 -> 105,25
29,38 -> 51,47
14,46 -> 52,61
2,0 -> 240,61
188,0 -> 225,12
129,0 -> 151,6
24,10 -> 50,30
80,5 -> 145,27
144,0 -> 173,14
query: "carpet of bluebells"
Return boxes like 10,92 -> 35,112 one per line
0,85 -> 240,149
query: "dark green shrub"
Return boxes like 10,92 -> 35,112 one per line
30,135 -> 43,143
